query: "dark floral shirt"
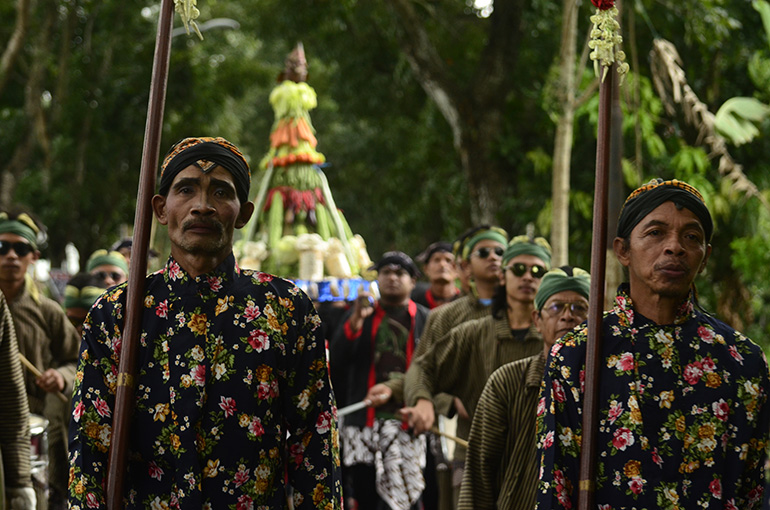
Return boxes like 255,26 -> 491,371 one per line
536,284 -> 769,510
68,254 -> 342,510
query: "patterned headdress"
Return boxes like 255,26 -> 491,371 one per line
159,137 -> 251,204
616,178 -> 713,242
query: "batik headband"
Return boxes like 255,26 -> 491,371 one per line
62,285 -> 105,310
616,178 -> 713,241
86,250 -> 129,274
159,137 -> 251,204
503,234 -> 552,268
0,212 -> 39,249
534,266 -> 591,311
461,227 -> 509,260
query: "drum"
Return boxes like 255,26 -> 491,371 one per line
29,414 -> 49,510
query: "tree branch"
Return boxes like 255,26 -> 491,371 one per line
0,0 -> 31,96
385,0 -> 464,148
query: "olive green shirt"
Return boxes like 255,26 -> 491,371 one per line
405,314 -> 542,461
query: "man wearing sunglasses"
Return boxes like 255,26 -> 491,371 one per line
362,226 -> 507,510
459,266 -> 590,510
0,211 -> 80,510
536,179 -> 770,509
85,249 -> 128,288
401,234 -> 551,502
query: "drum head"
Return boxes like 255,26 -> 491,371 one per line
29,414 -> 48,436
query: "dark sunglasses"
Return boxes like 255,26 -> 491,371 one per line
542,301 -> 589,319
472,246 -> 504,259
95,271 -> 125,282
0,240 -> 34,257
507,262 -> 547,279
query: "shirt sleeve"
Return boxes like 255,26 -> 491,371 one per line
46,302 -> 82,394
68,292 -> 122,509
536,333 -> 585,510
405,322 -> 473,407
458,368 -> 508,510
0,296 -> 32,490
281,288 -> 343,510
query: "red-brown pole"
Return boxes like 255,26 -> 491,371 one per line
577,65 -> 614,510
106,0 -> 174,506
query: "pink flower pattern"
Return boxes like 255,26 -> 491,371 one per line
536,284 -> 769,510
67,255 -> 341,509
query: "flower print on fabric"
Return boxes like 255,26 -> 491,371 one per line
536,283 -> 770,510
68,254 -> 341,509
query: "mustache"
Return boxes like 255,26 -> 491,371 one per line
182,218 -> 224,234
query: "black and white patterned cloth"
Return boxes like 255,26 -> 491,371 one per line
341,419 -> 426,510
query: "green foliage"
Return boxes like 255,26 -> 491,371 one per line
730,209 -> 770,351
715,98 -> 770,145
2,0 -> 770,350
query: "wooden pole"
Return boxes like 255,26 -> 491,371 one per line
106,0 -> 174,506
577,65 -> 614,510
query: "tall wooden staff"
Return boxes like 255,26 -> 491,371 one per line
106,0 -> 175,506
577,1 -> 627,508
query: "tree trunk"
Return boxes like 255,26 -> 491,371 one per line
384,0 -> 523,224
550,0 -> 579,265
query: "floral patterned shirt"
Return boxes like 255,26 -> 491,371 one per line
68,254 -> 342,510
536,284 -> 769,510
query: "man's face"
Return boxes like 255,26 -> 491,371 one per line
0,233 -> 38,285
424,251 -> 457,285
466,239 -> 505,283
614,201 -> 711,304
504,254 -> 547,304
66,307 -> 89,336
533,290 -> 589,349
377,264 -> 415,304
152,165 -> 254,262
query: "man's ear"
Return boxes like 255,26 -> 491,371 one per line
612,237 -> 630,268
151,195 -> 169,225
532,308 -> 543,334
235,201 -> 255,229
698,244 -> 712,274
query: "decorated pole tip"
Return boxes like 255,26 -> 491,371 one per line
174,0 -> 203,39
588,0 -> 629,83
591,0 -> 615,9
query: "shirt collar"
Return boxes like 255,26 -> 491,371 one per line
525,352 -> 547,388
614,282 -> 696,326
161,253 -> 238,293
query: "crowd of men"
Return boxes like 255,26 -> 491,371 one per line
0,136 -> 768,510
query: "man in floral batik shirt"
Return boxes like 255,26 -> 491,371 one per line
68,137 -> 341,510
536,178 -> 770,510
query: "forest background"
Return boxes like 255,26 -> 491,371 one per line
3,0 -> 770,350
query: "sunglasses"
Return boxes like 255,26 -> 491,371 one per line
472,246 -> 504,259
95,271 -> 125,282
542,301 -> 589,319
507,262 -> 547,279
0,240 -> 34,257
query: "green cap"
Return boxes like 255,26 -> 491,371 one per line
534,266 -> 590,311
